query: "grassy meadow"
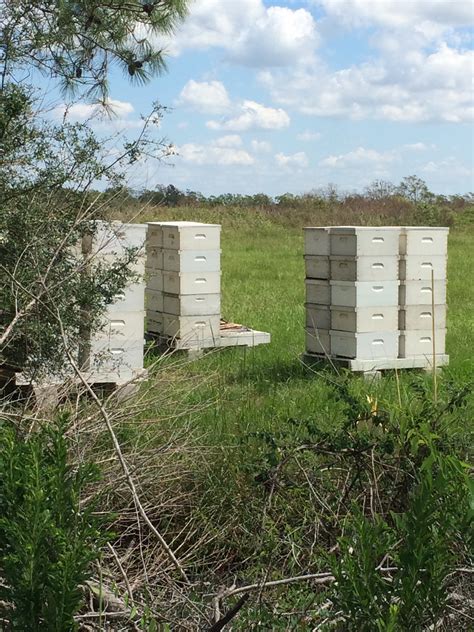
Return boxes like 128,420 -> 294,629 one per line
139,209 -> 474,430
109,209 -> 474,630
103,206 -> 474,627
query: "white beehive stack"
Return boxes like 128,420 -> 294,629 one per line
145,221 -> 221,348
86,221 -> 147,383
329,227 -> 401,361
304,225 -> 450,372
398,227 -> 449,360
304,227 -> 331,356
305,226 -> 401,362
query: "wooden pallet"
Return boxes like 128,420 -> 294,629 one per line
13,368 -> 148,408
301,353 -> 449,379
146,322 -> 271,355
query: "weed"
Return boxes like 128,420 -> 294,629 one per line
329,443 -> 472,630
0,415 -> 110,630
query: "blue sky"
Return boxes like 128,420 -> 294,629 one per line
60,0 -> 474,196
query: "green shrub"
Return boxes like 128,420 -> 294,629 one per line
0,415 -> 110,630
329,443 -> 472,630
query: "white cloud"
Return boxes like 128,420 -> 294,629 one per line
413,42 -> 473,90
177,141 -> 254,166
177,80 -> 291,133
422,161 -> 441,173
402,142 -> 429,152
378,104 -> 428,122
228,6 -> 318,67
214,135 -> 243,147
58,99 -> 135,121
165,0 -> 262,52
319,147 -> 394,168
251,139 -> 272,152
297,130 -> 322,141
207,100 -> 290,131
256,0 -> 473,125
275,151 -> 309,168
54,99 -> 143,131
319,142 -> 438,171
260,42 -> 474,123
177,79 -> 231,114
156,0 -> 317,68
316,0 -> 473,30
59,103 -> 96,120
421,157 -> 470,176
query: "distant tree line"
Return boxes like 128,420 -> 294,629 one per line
104,175 -> 473,210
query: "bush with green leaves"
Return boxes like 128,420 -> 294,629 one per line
0,415 -> 110,630
0,83 -> 146,377
329,441 -> 472,630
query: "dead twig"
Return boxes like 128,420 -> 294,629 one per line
207,594 -> 250,632
212,565 -> 400,602
213,571 -> 335,601
106,542 -> 135,607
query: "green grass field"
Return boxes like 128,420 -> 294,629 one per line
142,220 -> 473,443
107,209 -> 473,626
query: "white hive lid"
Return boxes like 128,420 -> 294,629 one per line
330,226 -> 402,233
402,226 -> 449,231
118,222 -> 147,229
147,221 -> 221,228
97,220 -> 146,229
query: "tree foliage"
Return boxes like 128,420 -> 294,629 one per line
1,0 -> 188,100
0,0 -> 188,376
0,78 -> 152,376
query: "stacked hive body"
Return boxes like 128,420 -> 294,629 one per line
305,227 -> 401,361
304,225 -> 450,370
304,227 -> 332,356
398,227 -> 448,361
145,221 -> 222,348
85,222 -> 147,383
